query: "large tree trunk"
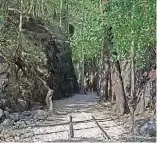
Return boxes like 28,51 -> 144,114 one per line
112,59 -> 129,115
99,39 -> 109,101
108,57 -> 112,99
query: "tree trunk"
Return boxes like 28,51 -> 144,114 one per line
80,55 -> 85,94
130,1 -> 136,135
80,0 -> 85,94
17,0 -> 23,52
112,59 -> 129,115
108,57 -> 112,99
99,39 -> 109,101
41,0 -> 44,16
59,0 -> 63,27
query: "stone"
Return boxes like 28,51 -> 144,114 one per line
17,99 -> 29,112
15,121 -> 27,129
20,111 -> 32,120
25,120 -> 31,125
0,108 -> 5,123
5,107 -> 12,113
0,126 -> 4,132
4,111 -> 10,119
0,100 -> 3,109
22,111 -> 32,116
139,120 -> 156,137
33,110 -> 47,120
10,113 -> 20,122
0,108 -> 4,118
32,102 -> 44,110
1,119 -> 14,126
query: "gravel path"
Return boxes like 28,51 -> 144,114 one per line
4,92 -> 131,142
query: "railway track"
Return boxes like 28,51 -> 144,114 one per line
68,114 -> 111,142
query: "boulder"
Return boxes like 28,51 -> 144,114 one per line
20,111 -> 32,120
32,102 -> 44,110
0,99 -> 10,110
0,108 -> 4,118
10,113 -> 20,122
5,107 -> 12,113
0,108 -> 5,123
4,111 -> 10,119
1,119 -> 14,126
15,121 -> 27,129
139,120 -> 156,137
0,126 -> 3,132
25,120 -> 32,126
17,99 -> 30,112
21,111 -> 32,116
33,110 -> 47,120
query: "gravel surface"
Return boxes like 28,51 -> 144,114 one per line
2,92 -> 153,142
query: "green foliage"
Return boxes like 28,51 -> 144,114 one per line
104,0 -> 155,69
68,0 -> 103,62
68,0 -> 155,70
1,0 -> 155,70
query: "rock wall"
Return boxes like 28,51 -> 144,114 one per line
0,10 -> 79,113
21,15 -> 79,100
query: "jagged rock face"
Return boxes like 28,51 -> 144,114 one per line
0,54 -> 8,96
43,37 -> 79,99
0,54 -> 12,114
21,16 -> 79,99
3,11 -> 79,105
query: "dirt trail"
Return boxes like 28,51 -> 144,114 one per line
6,92 -> 136,143
11,92 -> 131,143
